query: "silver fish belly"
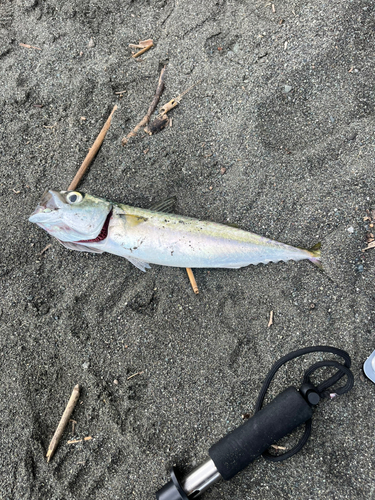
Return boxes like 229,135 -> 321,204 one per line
29,190 -> 321,272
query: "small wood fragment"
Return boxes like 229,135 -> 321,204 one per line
268,310 -> 274,327
186,268 -> 199,294
67,439 -> 82,445
159,98 -> 179,116
146,80 -> 202,136
362,241 -> 375,251
46,384 -> 80,462
68,105 -> 117,191
67,437 -> 92,445
131,39 -> 153,58
70,419 -> 77,434
129,39 -> 153,49
127,371 -> 144,380
158,80 -> 202,116
20,43 -> 41,50
145,115 -> 169,135
121,67 -> 166,146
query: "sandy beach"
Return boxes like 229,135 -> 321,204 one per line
1,0 -> 374,498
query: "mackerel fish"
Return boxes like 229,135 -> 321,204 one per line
29,190 -> 321,272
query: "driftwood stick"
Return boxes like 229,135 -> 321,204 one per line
46,384 -> 80,462
68,105 -> 118,191
121,67 -> 166,146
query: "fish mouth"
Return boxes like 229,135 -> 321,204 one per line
77,210 -> 112,243
29,190 -> 66,222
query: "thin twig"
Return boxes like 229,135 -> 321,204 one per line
68,105 -> 118,191
127,371 -> 144,380
46,385 -> 80,462
186,268 -> 199,294
121,67 -> 166,146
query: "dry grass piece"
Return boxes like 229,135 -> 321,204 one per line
40,243 -> 52,256
68,105 -> 118,191
127,371 -> 144,381
20,43 -> 41,50
46,385 -> 80,462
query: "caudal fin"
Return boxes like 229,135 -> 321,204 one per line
308,242 -> 322,269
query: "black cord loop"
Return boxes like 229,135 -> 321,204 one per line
254,345 -> 354,462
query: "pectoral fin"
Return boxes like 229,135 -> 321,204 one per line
58,240 -> 104,254
126,256 -> 151,272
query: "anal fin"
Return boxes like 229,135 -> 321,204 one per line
126,256 -> 151,272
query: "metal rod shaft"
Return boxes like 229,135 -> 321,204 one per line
180,459 -> 221,498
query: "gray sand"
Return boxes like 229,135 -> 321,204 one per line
1,0 -> 374,499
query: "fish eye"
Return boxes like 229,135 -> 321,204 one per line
66,192 -> 83,204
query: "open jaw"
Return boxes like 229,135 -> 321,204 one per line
77,210 -> 112,243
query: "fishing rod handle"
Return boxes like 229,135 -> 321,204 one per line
209,386 -> 313,480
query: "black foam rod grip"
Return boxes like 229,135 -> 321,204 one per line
208,386 -> 313,480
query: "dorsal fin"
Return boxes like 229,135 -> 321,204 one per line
149,196 -> 177,213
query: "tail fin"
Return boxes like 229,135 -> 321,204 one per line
308,242 -> 322,269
